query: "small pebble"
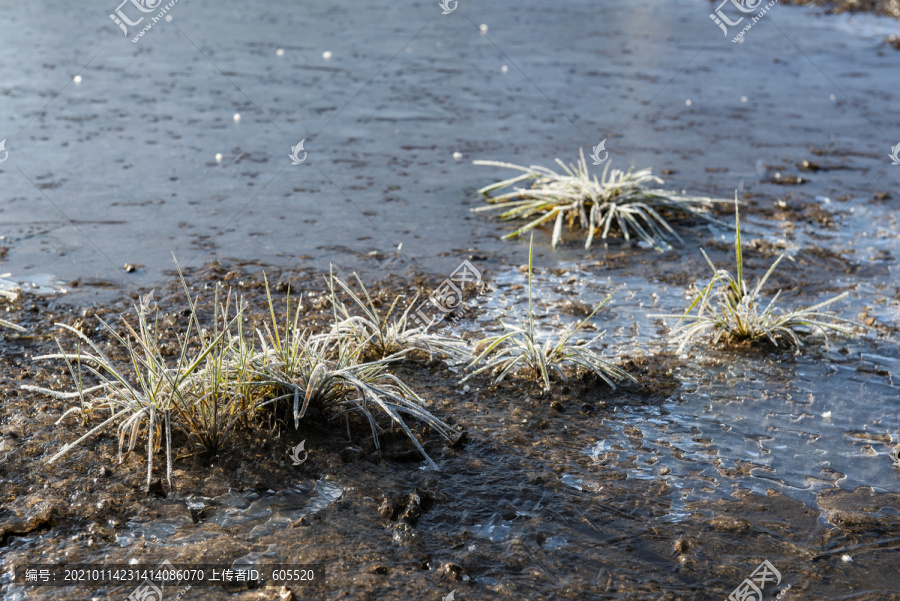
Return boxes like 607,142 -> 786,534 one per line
452,152 -> 463,160
215,153 -> 223,162
443,562 -> 464,580
73,75 -> 82,84
276,48 -> 285,56
233,113 -> 241,123
322,51 -> 333,59
479,24 -> 488,34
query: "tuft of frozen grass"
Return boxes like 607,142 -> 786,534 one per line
23,281 -> 226,493
326,269 -> 470,362
174,283 -> 263,455
24,276 -> 462,485
253,339 -> 455,470
654,196 -> 858,353
249,279 -> 459,469
0,274 -> 25,332
473,150 -> 726,250
463,234 -> 635,392
24,266 -> 465,481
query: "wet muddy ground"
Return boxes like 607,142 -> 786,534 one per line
0,241 -> 898,601
2,0 -> 900,600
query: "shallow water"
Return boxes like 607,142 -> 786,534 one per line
0,0 -> 898,296
449,261 -> 900,520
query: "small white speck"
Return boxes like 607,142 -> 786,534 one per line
233,113 -> 241,123
830,94 -> 836,101
215,153 -> 223,163
740,96 -> 748,103
322,51 -> 333,59
822,411 -> 832,419
397,243 -> 402,253
452,152 -> 463,161
501,65 -> 508,73
841,554 -> 853,563
276,48 -> 284,56
685,99 -> 692,106
479,24 -> 488,34
73,75 -> 82,84
165,14 -> 172,22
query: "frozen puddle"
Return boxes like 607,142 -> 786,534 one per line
116,479 -> 343,547
575,344 -> 899,522
0,274 -> 65,296
449,263 -> 899,523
